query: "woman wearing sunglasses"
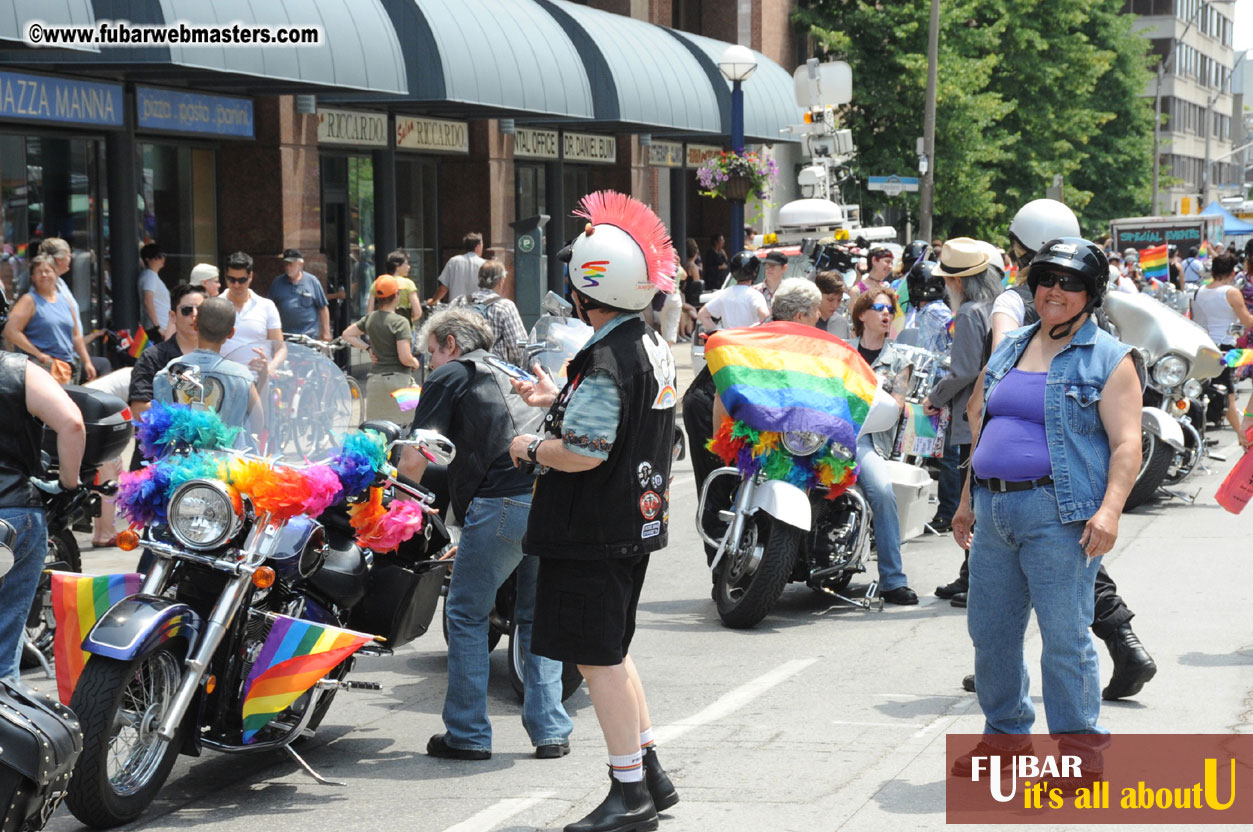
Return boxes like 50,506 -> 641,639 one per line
950,237 -> 1141,767
848,288 -> 918,605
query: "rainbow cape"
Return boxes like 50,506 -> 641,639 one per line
704,321 -> 878,452
50,572 -> 144,704
241,614 -> 372,743
1140,244 -> 1168,281
390,385 -> 421,411
1222,348 -> 1253,368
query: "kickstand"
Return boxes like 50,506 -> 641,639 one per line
283,744 -> 345,786
1157,486 -> 1199,505
25,644 -> 53,680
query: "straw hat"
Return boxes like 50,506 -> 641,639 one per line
934,237 -> 992,279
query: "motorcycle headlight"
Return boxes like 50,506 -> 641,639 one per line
1182,379 -> 1203,400
168,480 -> 242,551
1151,355 -> 1189,389
782,430 -> 827,457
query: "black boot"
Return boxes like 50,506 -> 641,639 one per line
1101,622 -> 1157,701
564,772 -> 658,832
642,747 -> 678,812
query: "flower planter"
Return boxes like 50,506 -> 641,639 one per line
722,175 -> 753,201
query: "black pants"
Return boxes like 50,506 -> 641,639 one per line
681,367 -> 733,564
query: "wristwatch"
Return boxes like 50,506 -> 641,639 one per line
527,437 -> 543,463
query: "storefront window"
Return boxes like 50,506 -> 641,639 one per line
321,154 -> 375,322
138,143 -> 218,285
562,167 -> 591,242
395,156 -> 437,299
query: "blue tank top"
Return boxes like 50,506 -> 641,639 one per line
26,291 -> 76,361
972,369 -> 1051,482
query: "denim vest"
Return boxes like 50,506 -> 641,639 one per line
981,317 -> 1132,524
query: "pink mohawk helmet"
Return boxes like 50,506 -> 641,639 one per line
564,190 -> 677,312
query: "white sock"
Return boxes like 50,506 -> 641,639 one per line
639,728 -> 655,751
609,751 -> 644,782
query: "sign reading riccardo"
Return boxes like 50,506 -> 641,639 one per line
137,87 -> 253,138
0,70 -> 122,127
396,116 -> 469,154
317,108 -> 387,147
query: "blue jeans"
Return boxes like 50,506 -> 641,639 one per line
967,484 -> 1105,736
442,494 -> 572,751
935,431 -> 965,520
856,435 -> 907,591
0,507 -> 47,681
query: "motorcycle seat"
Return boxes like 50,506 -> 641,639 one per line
308,535 -> 370,609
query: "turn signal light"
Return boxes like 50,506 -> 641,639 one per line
205,675 -> 216,695
803,111 -> 815,124
1175,399 -> 1189,412
252,566 -> 276,589
117,530 -> 140,551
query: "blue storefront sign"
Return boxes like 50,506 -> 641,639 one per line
137,87 -> 254,138
0,70 -> 123,127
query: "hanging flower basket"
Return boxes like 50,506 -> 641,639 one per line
696,150 -> 777,201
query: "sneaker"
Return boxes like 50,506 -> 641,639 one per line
426,733 -> 491,760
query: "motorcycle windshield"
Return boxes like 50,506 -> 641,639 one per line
528,316 -> 593,383
1103,292 -> 1223,380
219,341 -> 361,463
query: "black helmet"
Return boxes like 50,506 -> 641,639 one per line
1027,237 -> 1108,339
902,239 -> 931,269
906,260 -> 945,306
729,250 -> 760,282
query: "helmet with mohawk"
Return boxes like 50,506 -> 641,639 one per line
559,190 -> 677,312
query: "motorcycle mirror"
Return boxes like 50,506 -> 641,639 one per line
395,429 -> 457,466
541,291 -> 573,318
0,519 -> 15,578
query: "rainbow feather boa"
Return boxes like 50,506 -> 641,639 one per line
118,404 -> 423,551
708,417 -> 858,499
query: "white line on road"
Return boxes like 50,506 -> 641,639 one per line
440,791 -> 555,832
653,657 -> 818,745
831,720 -> 926,729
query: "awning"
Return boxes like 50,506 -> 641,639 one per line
1200,201 -> 1253,235
3,0 -> 408,95
536,0 -> 721,134
668,29 -> 802,144
324,0 -> 594,119
1,0 -> 97,52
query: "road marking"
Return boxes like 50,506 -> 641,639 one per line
653,657 -> 818,744
441,791 -> 555,832
831,720 -> 926,729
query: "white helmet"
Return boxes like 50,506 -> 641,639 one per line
562,191 -> 676,312
1007,198 -> 1080,256
974,240 -> 1004,276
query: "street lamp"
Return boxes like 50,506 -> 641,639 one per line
719,44 -> 757,256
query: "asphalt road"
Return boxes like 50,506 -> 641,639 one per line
37,362 -> 1253,832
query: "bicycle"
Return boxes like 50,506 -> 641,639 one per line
283,333 -> 365,428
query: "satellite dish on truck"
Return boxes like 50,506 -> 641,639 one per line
793,59 -> 852,111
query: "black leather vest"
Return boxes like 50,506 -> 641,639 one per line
526,316 -> 677,560
1013,282 -> 1040,325
0,354 -> 44,508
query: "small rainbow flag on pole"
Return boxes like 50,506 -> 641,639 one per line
241,614 -> 373,743
1198,240 -> 1209,259
390,385 -> 422,411
1223,348 -> 1253,368
128,327 -> 150,359
1139,244 -> 1168,282
50,572 -> 144,704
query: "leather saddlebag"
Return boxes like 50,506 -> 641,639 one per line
0,679 -> 82,832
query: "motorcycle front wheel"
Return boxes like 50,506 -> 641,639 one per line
1124,430 -> 1173,511
67,644 -> 187,829
713,514 -> 802,629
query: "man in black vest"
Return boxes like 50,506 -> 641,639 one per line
509,192 -> 680,832
399,307 -> 572,762
0,355 -> 85,680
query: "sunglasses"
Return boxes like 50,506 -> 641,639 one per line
1034,271 -> 1088,293
178,305 -> 199,316
225,275 -> 251,285
870,302 -> 893,313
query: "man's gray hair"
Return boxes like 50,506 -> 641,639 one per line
959,269 -> 1004,305
418,307 -> 495,355
478,259 -> 506,289
771,278 -> 821,323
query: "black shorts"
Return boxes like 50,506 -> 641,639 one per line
531,554 -> 650,666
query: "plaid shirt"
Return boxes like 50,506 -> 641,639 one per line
468,289 -> 526,366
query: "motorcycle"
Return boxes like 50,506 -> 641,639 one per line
25,385 -> 135,673
696,385 -> 901,629
61,344 -> 455,828
1103,291 -> 1223,509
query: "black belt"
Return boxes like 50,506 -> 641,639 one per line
974,475 -> 1053,493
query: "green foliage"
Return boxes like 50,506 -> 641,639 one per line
793,0 -> 1155,242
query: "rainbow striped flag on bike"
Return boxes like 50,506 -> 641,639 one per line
241,614 -> 373,743
50,572 -> 144,704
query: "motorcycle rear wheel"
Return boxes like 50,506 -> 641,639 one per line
714,515 -> 802,629
66,644 -> 187,829
1124,431 -> 1173,511
507,625 -> 583,703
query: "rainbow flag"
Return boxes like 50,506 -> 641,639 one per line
1198,240 -> 1209,259
50,572 -> 144,704
905,402 -> 940,438
1140,244 -> 1168,281
390,385 -> 422,411
128,327 -> 149,359
1223,348 -> 1253,368
704,320 -> 879,452
241,614 -> 372,743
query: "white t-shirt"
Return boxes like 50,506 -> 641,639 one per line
991,288 -> 1026,327
139,268 -> 170,329
438,252 -> 486,303
704,283 -> 770,329
221,290 -> 282,361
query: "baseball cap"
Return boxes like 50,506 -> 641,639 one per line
374,275 -> 400,298
762,250 -> 788,266
189,263 -> 219,285
281,248 -> 303,262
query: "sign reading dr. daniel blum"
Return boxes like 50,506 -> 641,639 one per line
0,70 -> 122,127
136,87 -> 253,138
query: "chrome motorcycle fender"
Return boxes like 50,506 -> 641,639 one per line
1141,406 -> 1185,451
751,480 -> 813,532
83,596 -> 202,661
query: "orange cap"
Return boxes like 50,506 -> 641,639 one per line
374,275 -> 400,298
